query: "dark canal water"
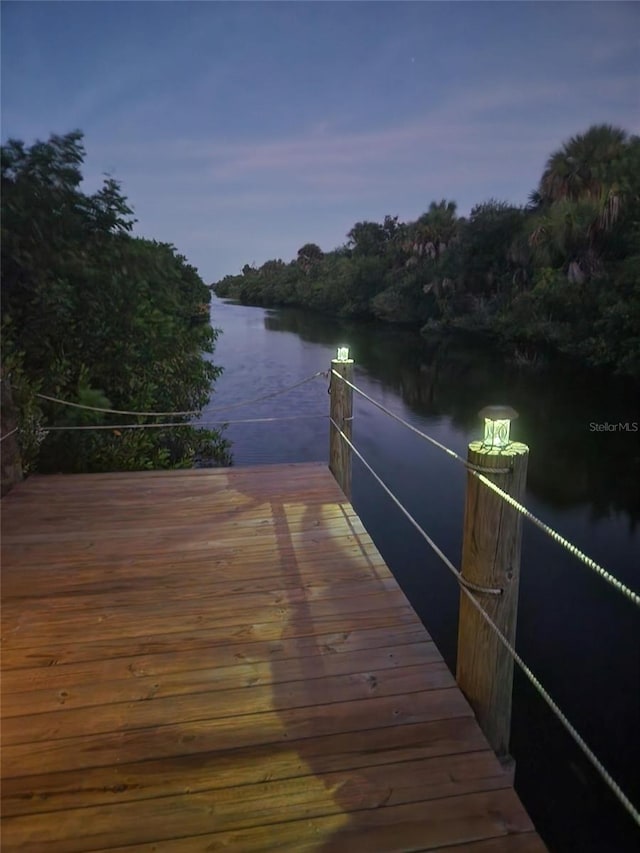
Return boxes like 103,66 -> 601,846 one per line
201,296 -> 639,853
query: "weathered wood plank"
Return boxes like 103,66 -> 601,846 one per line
1,576 -> 401,623
2,758 -> 517,853
1,463 -> 544,852
1,537 -> 385,577
0,625 -> 430,685
1,717 -> 488,816
2,594 -> 416,648
2,563 -> 392,609
32,790 -> 534,853
2,666 -> 458,745
1,641 -> 441,715
1,689 -> 474,777
1,609 -> 423,670
0,545 -> 387,591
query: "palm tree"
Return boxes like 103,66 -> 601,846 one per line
538,124 -> 628,205
297,243 -> 323,274
528,198 -> 607,282
530,125 -> 638,280
413,200 -> 458,261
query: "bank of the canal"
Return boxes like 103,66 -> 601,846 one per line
200,296 -> 640,853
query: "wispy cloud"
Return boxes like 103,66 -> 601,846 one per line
3,1 -> 638,281
91,73 -> 631,207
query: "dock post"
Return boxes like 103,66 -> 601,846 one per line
329,348 -> 354,499
456,406 -> 529,764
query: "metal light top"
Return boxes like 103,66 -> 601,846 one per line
479,405 -> 518,422
479,405 -> 519,450
335,346 -> 350,362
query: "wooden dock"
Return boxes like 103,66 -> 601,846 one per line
1,463 -> 546,852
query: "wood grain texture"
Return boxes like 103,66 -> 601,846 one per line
1,462 -> 545,852
329,359 -> 353,498
457,442 -> 529,759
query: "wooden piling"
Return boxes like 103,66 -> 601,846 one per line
328,357 -> 354,499
456,439 -> 529,760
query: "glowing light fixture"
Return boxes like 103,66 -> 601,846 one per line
336,346 -> 350,362
479,405 -> 518,449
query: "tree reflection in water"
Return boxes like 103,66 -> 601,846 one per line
265,307 -> 640,526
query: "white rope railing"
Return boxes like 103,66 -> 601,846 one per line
331,370 -> 640,609
330,417 -> 640,827
7,364 -> 637,819
330,417 -> 501,597
0,427 -> 19,443
42,414 -> 328,432
473,471 -> 640,608
17,366 -> 640,605
333,370 -> 471,464
458,568 -> 640,827
35,371 -> 327,418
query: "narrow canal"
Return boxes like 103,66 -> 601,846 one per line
201,296 -> 640,853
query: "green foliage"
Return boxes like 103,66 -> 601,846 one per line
1,131 -> 230,472
457,201 -> 528,294
0,338 -> 45,474
213,123 -> 640,380
412,200 -> 458,262
347,220 -> 388,256
538,124 -> 631,205
297,242 -> 324,273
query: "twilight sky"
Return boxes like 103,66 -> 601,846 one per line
2,1 -> 639,283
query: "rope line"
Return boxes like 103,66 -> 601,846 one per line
330,370 -> 512,474
42,415 -> 328,432
331,370 -> 640,609
35,371 -> 327,418
332,371 -> 465,462
198,414 -> 328,426
458,579 -> 640,826
17,368 -> 640,604
331,418 -> 640,826
8,365 -> 638,819
473,472 -> 640,608
330,418 -> 501,596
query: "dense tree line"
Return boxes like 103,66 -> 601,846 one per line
1,131 -> 230,473
215,125 -> 640,379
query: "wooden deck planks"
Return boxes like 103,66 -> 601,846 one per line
1,463 -> 545,852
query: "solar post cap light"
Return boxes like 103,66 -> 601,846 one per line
479,405 -> 518,449
335,346 -> 350,362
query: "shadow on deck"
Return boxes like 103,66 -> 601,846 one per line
1,463 -> 546,852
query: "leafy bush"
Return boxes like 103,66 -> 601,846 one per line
1,131 -> 230,472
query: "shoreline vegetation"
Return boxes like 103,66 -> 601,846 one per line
1,131 -> 231,475
213,124 -> 640,382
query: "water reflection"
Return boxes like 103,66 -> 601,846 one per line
213,298 -> 639,852
265,307 -> 640,525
